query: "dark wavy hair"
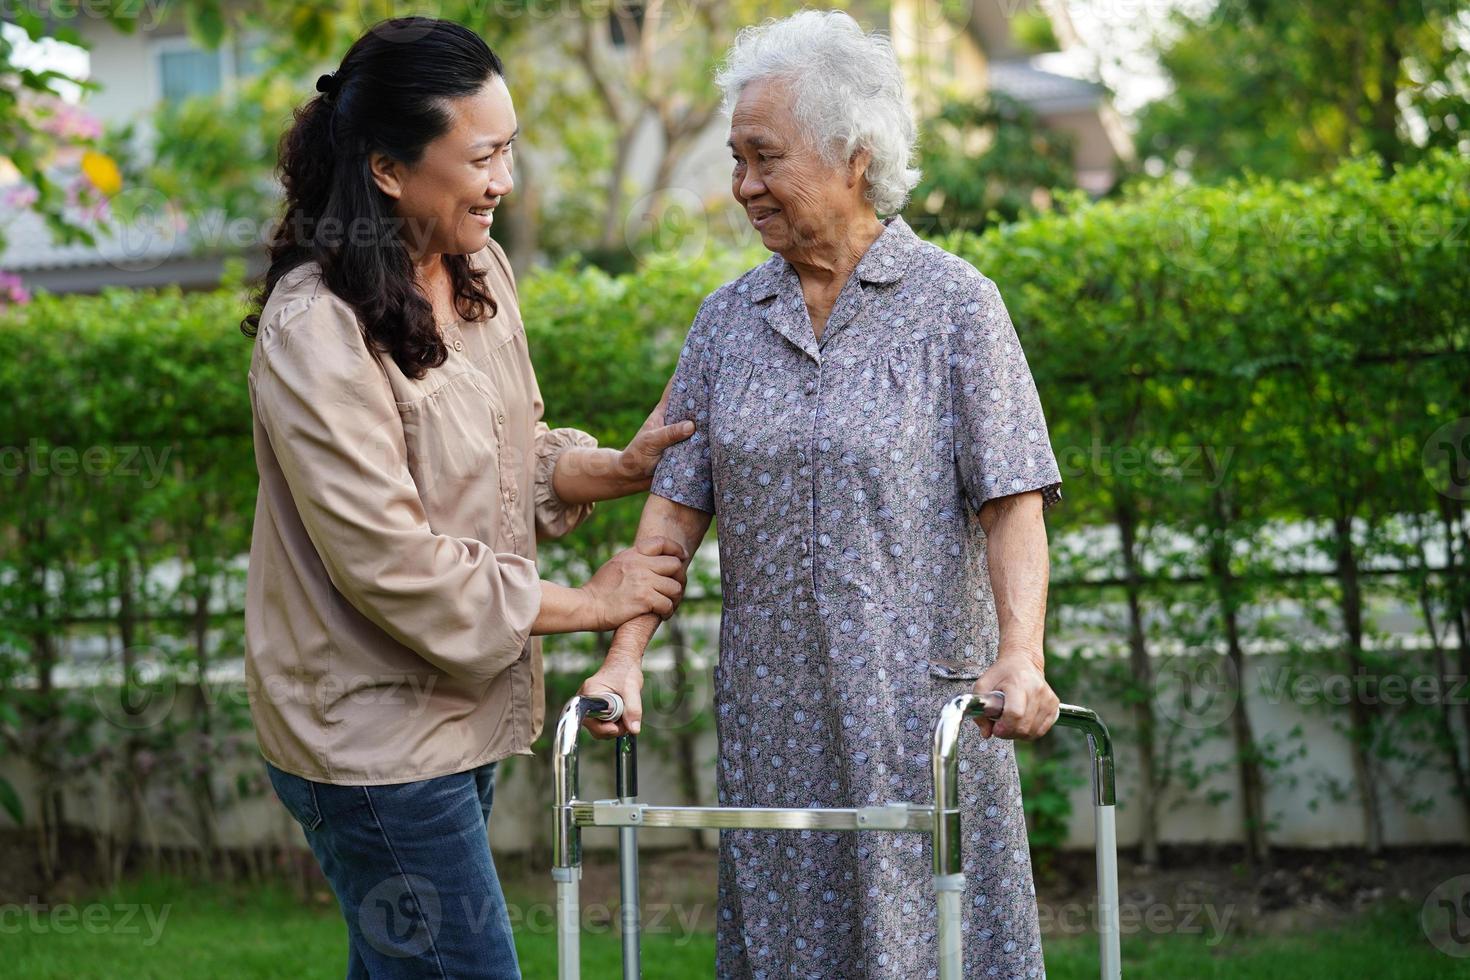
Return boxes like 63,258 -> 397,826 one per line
241,17 -> 504,379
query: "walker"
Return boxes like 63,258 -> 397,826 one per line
552,690 -> 1121,979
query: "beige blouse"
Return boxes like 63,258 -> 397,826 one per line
244,240 -> 596,784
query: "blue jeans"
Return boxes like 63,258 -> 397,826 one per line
266,760 -> 521,980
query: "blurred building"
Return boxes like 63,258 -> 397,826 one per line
2,1 -> 1130,294
889,0 -> 1133,195
0,14 -> 272,296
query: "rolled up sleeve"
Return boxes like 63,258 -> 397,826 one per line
252,297 -> 542,687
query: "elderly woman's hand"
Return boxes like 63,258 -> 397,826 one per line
618,377 -> 696,484
972,651 -> 1060,740
578,628 -> 649,739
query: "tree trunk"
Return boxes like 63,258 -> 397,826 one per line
598,124 -> 641,252
1438,498 -> 1470,801
31,584 -> 62,882
1332,516 -> 1383,854
1414,575 -> 1470,835
664,616 -> 707,851
116,552 -> 145,878
1116,504 -> 1160,866
21,505 -> 65,882
1369,2 -> 1402,169
191,574 -> 221,877
494,161 -> 540,275
1207,490 -> 1271,865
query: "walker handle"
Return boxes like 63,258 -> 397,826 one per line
581,692 -> 625,723
974,689 -> 1006,720
969,690 -> 1063,729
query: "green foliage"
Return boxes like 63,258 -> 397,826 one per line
1136,0 -> 1470,181
949,150 -> 1470,847
103,74 -> 294,237
1011,12 -> 1059,54
947,152 -> 1469,527
3,152 -> 1468,863
906,93 -> 1076,237
525,245 -> 757,573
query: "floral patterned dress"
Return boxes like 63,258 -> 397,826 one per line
652,216 -> 1062,980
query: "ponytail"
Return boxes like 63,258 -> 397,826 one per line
241,17 -> 504,380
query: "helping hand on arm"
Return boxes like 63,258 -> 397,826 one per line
531,535 -> 689,636
551,378 -> 696,505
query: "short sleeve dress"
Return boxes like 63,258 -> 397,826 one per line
652,216 -> 1062,979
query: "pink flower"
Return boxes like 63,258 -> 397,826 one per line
41,102 -> 104,141
1,184 -> 40,210
0,270 -> 31,307
62,173 -> 112,225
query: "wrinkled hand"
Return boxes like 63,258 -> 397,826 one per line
579,644 -> 646,739
972,652 -> 1059,740
618,376 -> 696,484
582,537 -> 687,630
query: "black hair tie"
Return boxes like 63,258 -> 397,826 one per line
315,72 -> 342,99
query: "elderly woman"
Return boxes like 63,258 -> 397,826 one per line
580,10 -> 1063,978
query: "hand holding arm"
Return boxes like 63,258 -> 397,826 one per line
532,535 -> 688,635
552,378 -> 696,505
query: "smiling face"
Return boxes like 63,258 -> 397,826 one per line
370,74 -> 517,259
728,77 -> 868,260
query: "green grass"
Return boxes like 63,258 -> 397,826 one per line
3,876 -> 1464,978
0,876 -> 709,980
1045,902 -> 1470,979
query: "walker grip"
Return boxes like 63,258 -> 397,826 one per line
581,692 -> 624,722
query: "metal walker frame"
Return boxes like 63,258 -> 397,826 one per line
552,691 -> 1121,979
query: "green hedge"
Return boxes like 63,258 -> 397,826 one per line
5,153 -> 1463,574
950,150 -> 1470,531
2,152 -> 1466,857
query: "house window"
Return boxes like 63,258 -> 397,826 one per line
158,46 -> 222,102
153,34 -> 266,105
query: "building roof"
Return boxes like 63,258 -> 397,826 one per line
987,58 -> 1104,116
1,197 -> 191,272
0,196 -> 264,294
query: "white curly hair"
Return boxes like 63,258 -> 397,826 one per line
714,10 -> 922,216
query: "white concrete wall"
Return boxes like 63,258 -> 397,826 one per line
2,649 -> 1463,858
74,17 -> 178,129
